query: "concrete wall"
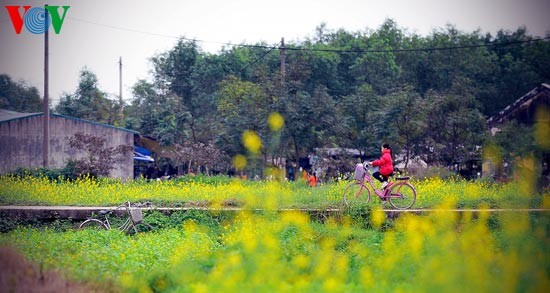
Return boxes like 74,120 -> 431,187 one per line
0,114 -> 134,179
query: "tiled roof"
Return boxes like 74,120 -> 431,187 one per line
487,83 -> 550,126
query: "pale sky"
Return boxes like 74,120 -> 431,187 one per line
0,0 -> 549,106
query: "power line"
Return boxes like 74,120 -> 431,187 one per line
240,45 -> 278,72
282,37 -> 550,54
68,16 -> 549,54
67,17 -> 272,50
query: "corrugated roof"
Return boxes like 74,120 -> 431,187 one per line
0,109 -> 138,134
0,109 -> 41,122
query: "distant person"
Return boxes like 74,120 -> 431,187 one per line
307,172 -> 317,187
300,167 -> 308,182
286,161 -> 295,181
369,143 -> 394,189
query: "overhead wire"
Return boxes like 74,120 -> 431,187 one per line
240,45 -> 278,72
67,16 -> 273,50
71,15 -> 280,75
283,37 -> 550,53
68,16 -> 549,54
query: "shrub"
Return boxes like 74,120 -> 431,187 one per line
410,166 -> 455,180
9,161 -> 79,182
67,132 -> 132,178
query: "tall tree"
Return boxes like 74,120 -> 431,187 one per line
350,19 -> 403,95
126,79 -> 184,145
281,86 -> 342,163
55,69 -> 118,125
216,76 -> 272,156
121,19 -> 550,174
386,86 -> 427,169
151,40 -> 204,143
0,74 -> 42,112
422,78 -> 486,166
340,84 -> 380,156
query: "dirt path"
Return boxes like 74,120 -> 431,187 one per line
0,246 -> 110,293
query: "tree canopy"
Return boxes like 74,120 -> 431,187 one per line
0,74 -> 42,113
5,19 -> 549,177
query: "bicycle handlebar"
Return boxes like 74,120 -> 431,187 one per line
113,201 -> 131,211
360,162 -> 403,178
114,201 -> 154,210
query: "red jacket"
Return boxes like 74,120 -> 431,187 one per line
372,149 -> 394,176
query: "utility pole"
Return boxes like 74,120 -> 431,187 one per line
43,4 -> 50,168
280,37 -> 285,87
119,57 -> 123,119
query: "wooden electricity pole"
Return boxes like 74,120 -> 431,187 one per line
119,57 -> 124,119
43,4 -> 50,168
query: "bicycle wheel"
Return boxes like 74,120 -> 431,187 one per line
343,181 -> 371,207
79,219 -> 107,230
126,223 -> 154,235
388,182 -> 416,210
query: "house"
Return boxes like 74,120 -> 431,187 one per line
487,83 -> 550,132
0,109 -> 139,179
484,83 -> 550,182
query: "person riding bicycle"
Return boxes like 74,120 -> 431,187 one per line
368,143 -> 394,189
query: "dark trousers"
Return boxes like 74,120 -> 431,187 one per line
373,171 -> 388,183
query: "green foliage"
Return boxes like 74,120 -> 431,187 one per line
171,174 -> 234,185
1,207 -> 547,292
421,81 -> 487,165
340,84 -> 379,155
216,75 -> 272,157
55,68 -> 122,125
9,161 -> 79,182
149,40 -> 220,145
490,121 -> 535,162
118,21 -> 548,172
0,74 -> 42,112
387,86 -> 426,166
4,20 -> 549,173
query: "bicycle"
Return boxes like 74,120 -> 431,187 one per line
79,201 -> 154,235
343,163 -> 417,209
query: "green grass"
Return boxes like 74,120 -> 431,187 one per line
0,174 -> 548,291
0,209 -> 548,292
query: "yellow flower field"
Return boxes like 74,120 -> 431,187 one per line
1,202 -> 547,292
0,174 -> 546,209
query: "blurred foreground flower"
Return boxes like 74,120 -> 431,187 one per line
232,155 -> 247,170
267,112 -> 284,132
242,130 -> 262,154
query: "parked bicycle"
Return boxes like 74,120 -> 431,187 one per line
344,163 -> 417,209
79,201 -> 153,234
